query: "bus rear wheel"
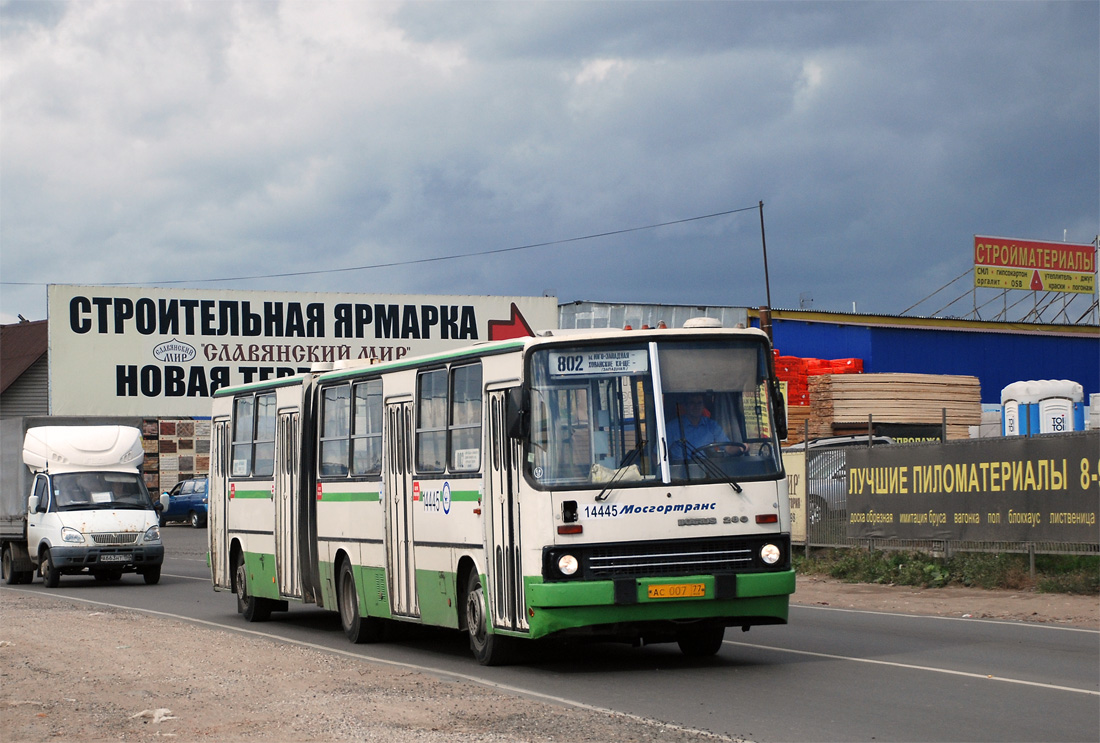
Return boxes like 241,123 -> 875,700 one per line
235,552 -> 272,622
338,559 -> 383,644
676,623 -> 726,657
464,570 -> 513,666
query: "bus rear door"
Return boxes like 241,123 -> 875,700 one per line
386,399 -> 419,618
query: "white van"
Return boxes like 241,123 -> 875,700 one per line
12,426 -> 165,586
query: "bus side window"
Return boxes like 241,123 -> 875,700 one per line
352,379 -> 383,476
417,369 -> 448,472
320,384 -> 351,477
231,396 -> 254,476
253,393 -> 277,477
449,364 -> 482,472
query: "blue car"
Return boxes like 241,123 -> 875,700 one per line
159,477 -> 208,528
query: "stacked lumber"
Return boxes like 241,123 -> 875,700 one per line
807,373 -> 982,440
784,404 -> 812,445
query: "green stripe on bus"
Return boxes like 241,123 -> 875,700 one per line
231,489 -> 270,499
318,491 -> 382,502
449,490 -> 481,501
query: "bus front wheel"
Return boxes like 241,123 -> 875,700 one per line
464,570 -> 513,666
676,623 -> 726,657
235,552 -> 271,622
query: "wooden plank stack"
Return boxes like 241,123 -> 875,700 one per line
807,373 -> 982,440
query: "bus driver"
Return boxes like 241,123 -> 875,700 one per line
667,394 -> 748,463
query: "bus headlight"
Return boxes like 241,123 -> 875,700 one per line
557,554 -> 579,576
760,543 -> 781,565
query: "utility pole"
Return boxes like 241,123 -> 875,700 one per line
758,200 -> 773,340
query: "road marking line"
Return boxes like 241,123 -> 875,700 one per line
723,640 -> 1099,696
792,603 -> 1099,634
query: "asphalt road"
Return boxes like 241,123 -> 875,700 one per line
8,526 -> 1098,743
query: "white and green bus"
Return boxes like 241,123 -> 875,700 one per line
208,321 -> 794,664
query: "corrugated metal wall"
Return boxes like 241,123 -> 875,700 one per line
0,356 -> 48,418
770,319 -> 1098,405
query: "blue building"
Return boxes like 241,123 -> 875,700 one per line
558,302 -> 1099,407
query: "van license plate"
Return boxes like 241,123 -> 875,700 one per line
100,554 -> 131,563
647,583 -> 705,599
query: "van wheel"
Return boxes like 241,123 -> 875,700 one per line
235,552 -> 271,622
2,546 -> 16,585
464,570 -> 513,666
41,549 -> 61,588
338,560 -> 383,643
142,566 -> 161,585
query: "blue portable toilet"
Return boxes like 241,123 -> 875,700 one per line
1001,381 -> 1036,436
1001,380 -> 1085,436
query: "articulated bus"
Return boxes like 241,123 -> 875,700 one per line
208,321 -> 794,664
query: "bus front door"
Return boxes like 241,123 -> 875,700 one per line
386,401 -> 420,618
486,389 -> 528,634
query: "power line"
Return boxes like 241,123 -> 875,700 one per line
1,205 -> 759,288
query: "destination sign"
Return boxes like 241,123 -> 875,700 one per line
548,349 -> 649,377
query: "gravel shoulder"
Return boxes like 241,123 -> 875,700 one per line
2,580 -> 1096,742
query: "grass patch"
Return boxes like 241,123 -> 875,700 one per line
793,549 -> 1099,594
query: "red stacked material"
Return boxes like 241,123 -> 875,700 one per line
827,358 -> 863,373
772,350 -> 864,408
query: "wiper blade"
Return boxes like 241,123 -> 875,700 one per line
595,440 -> 646,502
683,444 -> 743,494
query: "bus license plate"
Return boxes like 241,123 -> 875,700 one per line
100,554 -> 131,563
647,583 -> 705,599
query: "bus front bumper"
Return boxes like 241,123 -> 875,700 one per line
522,569 -> 796,639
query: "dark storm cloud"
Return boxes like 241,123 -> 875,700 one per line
1,1 -> 1096,323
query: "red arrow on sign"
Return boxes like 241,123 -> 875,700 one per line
1030,271 -> 1044,291
488,302 -> 535,340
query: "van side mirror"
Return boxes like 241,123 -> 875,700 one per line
505,387 -> 528,440
27,495 -> 40,514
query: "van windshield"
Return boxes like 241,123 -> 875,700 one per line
51,472 -> 153,511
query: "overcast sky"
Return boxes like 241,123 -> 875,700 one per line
1,0 -> 1097,326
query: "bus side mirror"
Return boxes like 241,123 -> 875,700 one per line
771,381 -> 788,441
505,387 -> 528,440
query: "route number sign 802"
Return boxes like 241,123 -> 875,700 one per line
548,350 -> 648,378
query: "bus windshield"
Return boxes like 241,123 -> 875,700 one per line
527,337 -> 782,489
